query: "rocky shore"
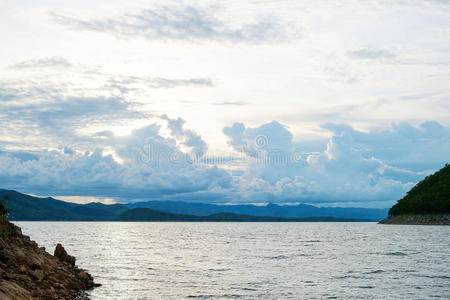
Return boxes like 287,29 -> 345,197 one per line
0,220 -> 99,299
379,214 -> 450,225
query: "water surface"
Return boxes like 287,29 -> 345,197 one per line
17,222 -> 450,299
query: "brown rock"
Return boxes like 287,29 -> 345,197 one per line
18,265 -> 27,273
0,281 -> 33,300
31,269 -> 44,281
0,220 -> 99,299
54,244 -> 76,267
76,270 -> 90,282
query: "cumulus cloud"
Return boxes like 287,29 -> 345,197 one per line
1,97 -> 448,206
224,120 -> 449,204
161,115 -> 207,158
50,5 -> 295,43
321,121 -> 450,171
0,124 -> 231,201
223,121 -> 294,158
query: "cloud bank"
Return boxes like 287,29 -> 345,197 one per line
223,120 -> 449,204
0,123 -> 231,201
0,117 -> 448,206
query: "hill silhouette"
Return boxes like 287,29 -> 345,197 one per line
115,208 -> 365,222
389,164 -> 450,215
0,189 -> 386,222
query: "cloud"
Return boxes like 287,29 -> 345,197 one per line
347,48 -> 396,60
1,85 -> 448,206
0,124 -> 231,201
224,120 -> 449,204
223,121 -> 293,158
321,121 -> 450,171
0,66 -> 214,150
50,5 -> 295,43
9,57 -> 72,69
214,101 -> 248,106
106,76 -> 213,90
0,79 -> 143,149
161,115 -> 208,158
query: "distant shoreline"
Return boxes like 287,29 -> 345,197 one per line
13,219 -> 374,223
379,214 -> 449,225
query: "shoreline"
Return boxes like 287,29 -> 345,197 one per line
0,220 -> 99,299
379,214 -> 450,225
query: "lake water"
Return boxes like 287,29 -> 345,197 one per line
16,222 -> 450,299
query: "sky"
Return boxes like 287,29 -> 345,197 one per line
0,0 -> 449,208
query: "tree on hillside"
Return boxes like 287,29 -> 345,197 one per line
389,163 -> 450,215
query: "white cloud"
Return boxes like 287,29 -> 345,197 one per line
224,120 -> 449,204
9,57 -> 72,69
50,4 -> 296,43
0,123 -> 231,201
347,48 -> 396,60
161,115 -> 208,158
0,118 -> 448,206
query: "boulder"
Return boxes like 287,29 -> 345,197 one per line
0,220 -> 98,299
54,243 -> 76,267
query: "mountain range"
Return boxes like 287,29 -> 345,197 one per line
0,189 -> 388,221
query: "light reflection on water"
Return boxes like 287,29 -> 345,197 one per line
16,222 -> 450,299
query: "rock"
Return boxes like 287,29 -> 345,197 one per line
31,269 -> 44,281
18,265 -> 27,273
0,281 -> 33,300
54,243 -> 76,267
0,220 -> 99,299
14,249 -> 26,263
0,249 -> 11,262
76,270 -> 90,284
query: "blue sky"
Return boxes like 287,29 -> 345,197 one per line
0,0 -> 449,207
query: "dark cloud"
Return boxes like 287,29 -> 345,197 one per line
50,5 -> 294,43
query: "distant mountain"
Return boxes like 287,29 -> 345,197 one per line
380,164 -> 450,225
128,201 -> 388,221
0,189 -> 128,221
115,208 -> 365,222
1,189 -> 386,222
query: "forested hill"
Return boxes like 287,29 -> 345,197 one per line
389,164 -> 450,216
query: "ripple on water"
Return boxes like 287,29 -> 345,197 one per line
14,222 -> 450,300
385,251 -> 408,256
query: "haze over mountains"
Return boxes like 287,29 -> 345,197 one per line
0,189 -> 387,221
